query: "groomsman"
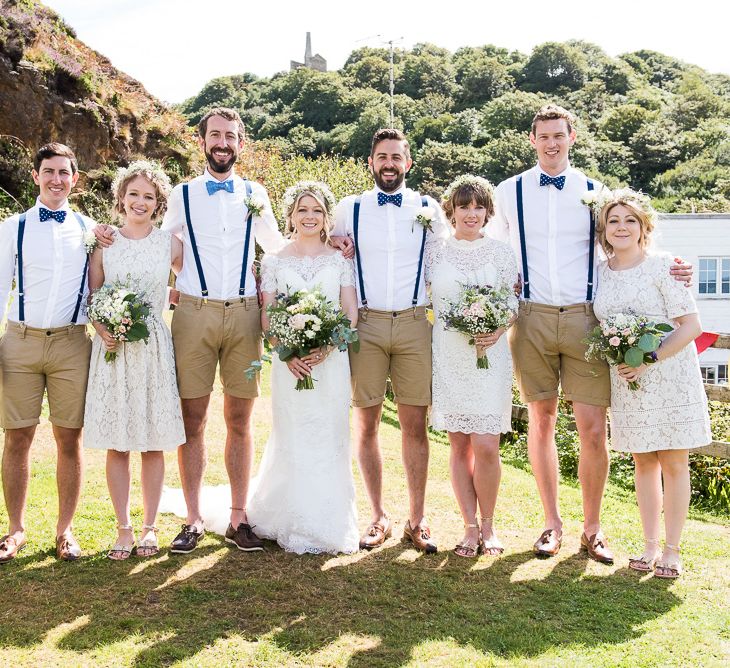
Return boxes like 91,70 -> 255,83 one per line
488,104 -> 691,562
0,143 -> 94,563
334,128 -> 449,552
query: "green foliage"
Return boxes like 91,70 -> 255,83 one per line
522,42 -> 589,93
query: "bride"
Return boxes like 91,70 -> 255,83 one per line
162,181 -> 360,554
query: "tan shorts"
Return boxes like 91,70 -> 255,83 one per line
509,301 -> 610,407
0,322 -> 92,429
349,307 -> 432,408
171,293 -> 262,400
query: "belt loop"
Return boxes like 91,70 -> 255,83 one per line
195,297 -> 203,311
360,308 -> 368,323
521,300 -> 530,316
584,302 -> 591,315
19,322 -> 27,339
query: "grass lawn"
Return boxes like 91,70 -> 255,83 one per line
0,368 -> 728,667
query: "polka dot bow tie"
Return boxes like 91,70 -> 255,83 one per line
377,192 -> 402,207
39,207 -> 67,223
539,174 -> 566,190
206,179 -> 234,196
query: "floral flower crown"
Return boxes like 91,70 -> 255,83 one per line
111,159 -> 172,199
441,174 -> 495,203
281,181 -> 337,219
582,187 -> 657,223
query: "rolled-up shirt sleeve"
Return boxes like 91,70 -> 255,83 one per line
253,184 -> 285,254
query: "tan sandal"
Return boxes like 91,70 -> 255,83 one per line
454,522 -> 481,558
107,524 -> 135,561
629,538 -> 660,572
655,542 -> 682,579
479,516 -> 504,556
137,525 -> 159,558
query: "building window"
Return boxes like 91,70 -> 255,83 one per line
701,364 -> 728,385
699,257 -> 730,295
720,364 -> 728,385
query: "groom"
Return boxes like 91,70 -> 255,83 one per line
334,128 -> 449,553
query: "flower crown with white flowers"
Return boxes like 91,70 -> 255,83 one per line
281,181 -> 337,220
582,187 -> 657,223
441,174 -> 495,203
111,159 -> 172,200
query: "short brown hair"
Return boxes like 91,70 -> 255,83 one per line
596,199 -> 655,256
34,142 -> 78,174
442,179 -> 495,226
198,107 -> 246,142
370,128 -> 411,159
531,104 -> 576,135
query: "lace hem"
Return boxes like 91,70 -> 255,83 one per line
430,412 -> 512,435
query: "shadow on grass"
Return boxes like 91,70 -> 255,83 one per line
1,534 -> 682,667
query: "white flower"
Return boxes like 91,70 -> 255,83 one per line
289,314 -> 307,330
245,194 -> 267,217
305,330 -> 316,339
83,231 -> 98,254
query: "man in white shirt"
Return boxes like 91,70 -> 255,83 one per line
489,105 -> 691,563
0,143 -> 94,563
334,129 -> 449,553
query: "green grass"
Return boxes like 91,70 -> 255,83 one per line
0,369 -> 728,667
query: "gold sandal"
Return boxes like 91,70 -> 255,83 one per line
137,525 -> 159,558
655,542 -> 683,579
454,522 -> 481,558
629,538 -> 660,572
479,516 -> 504,556
107,524 -> 135,560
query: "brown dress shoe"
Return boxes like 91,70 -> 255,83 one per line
56,533 -> 81,561
359,517 -> 392,550
402,520 -> 438,554
581,531 -> 614,564
0,535 -> 27,564
533,529 -> 562,557
225,523 -> 264,552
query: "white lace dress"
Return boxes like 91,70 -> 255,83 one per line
593,252 -> 711,452
427,234 -> 518,434
84,227 -> 185,451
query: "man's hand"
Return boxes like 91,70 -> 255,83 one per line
512,274 -> 523,298
92,224 -> 116,249
330,235 -> 355,260
670,256 -> 693,286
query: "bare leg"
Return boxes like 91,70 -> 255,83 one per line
1,426 -> 36,543
448,431 -> 479,552
106,450 -> 133,550
573,402 -> 609,537
396,403 -> 429,527
526,398 -> 562,533
141,451 -> 165,530
179,395 -> 210,526
657,449 -> 691,573
632,451 -> 662,562
223,396 -> 256,527
472,433 -> 502,551
354,404 -> 387,524
53,425 -> 83,539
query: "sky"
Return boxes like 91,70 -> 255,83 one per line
42,0 -> 730,104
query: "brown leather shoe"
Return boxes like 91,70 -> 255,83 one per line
581,531 -> 614,564
402,520 -> 438,554
56,533 -> 81,561
0,534 -> 27,564
359,517 -> 392,550
225,523 -> 264,552
533,529 -> 562,557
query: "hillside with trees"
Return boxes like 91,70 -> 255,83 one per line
179,41 -> 730,212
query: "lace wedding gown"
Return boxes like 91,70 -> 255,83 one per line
427,235 -> 518,434
162,252 -> 360,554
84,227 -> 185,451
593,252 -> 711,452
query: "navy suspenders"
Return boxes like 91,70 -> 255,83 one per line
352,194 -> 429,308
16,210 -> 88,324
182,180 -> 254,302
515,175 -> 596,301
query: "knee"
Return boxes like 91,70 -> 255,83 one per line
579,424 -> 607,452
56,435 -> 82,458
4,430 -> 34,455
660,455 -> 689,479
528,409 -> 557,439
474,440 -> 501,463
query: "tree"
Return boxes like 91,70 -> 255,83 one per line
671,73 -> 724,130
521,42 -> 589,93
480,130 -> 534,184
342,56 -> 393,94
290,72 -> 350,131
409,140 -> 488,196
398,44 -> 456,99
443,109 -> 482,145
453,49 -> 514,107
480,91 -> 546,139
599,104 -> 656,144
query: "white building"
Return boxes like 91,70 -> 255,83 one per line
653,213 -> 729,385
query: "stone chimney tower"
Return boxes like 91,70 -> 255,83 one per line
290,33 -> 327,72
305,32 -> 312,64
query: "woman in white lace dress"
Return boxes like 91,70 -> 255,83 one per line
427,176 -> 518,558
246,181 -> 360,554
85,161 -> 185,560
592,189 -> 711,578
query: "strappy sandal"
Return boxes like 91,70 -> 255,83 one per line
655,542 -> 683,579
137,525 -> 159,558
629,538 -> 660,572
107,524 -> 135,561
480,516 -> 504,556
454,522 -> 482,558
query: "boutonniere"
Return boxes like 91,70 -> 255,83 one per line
413,206 -> 435,233
244,194 -> 266,218
84,230 -> 98,254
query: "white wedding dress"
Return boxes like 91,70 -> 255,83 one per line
161,252 -> 359,554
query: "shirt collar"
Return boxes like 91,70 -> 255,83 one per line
373,183 -> 407,197
533,162 -> 571,185
35,197 -> 71,213
203,168 -> 240,183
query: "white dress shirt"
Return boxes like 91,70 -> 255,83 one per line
488,164 -> 603,306
162,170 -> 284,299
334,185 -> 449,311
0,198 -> 94,327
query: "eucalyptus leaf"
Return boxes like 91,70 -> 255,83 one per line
624,346 -> 645,367
638,333 -> 659,352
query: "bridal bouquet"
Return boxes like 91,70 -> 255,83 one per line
88,281 -> 152,363
246,287 -> 359,390
439,284 -> 518,368
583,312 -> 673,390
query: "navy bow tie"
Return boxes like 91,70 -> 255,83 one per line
539,174 -> 566,190
377,192 -> 402,207
39,207 -> 67,223
206,179 -> 234,196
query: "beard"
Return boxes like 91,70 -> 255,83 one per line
205,146 -> 237,174
372,167 -> 405,193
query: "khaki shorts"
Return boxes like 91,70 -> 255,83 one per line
0,322 -> 92,429
349,307 -> 432,408
509,301 -> 610,407
171,293 -> 262,400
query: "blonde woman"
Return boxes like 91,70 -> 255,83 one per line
85,161 -> 185,559
592,188 -> 711,578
